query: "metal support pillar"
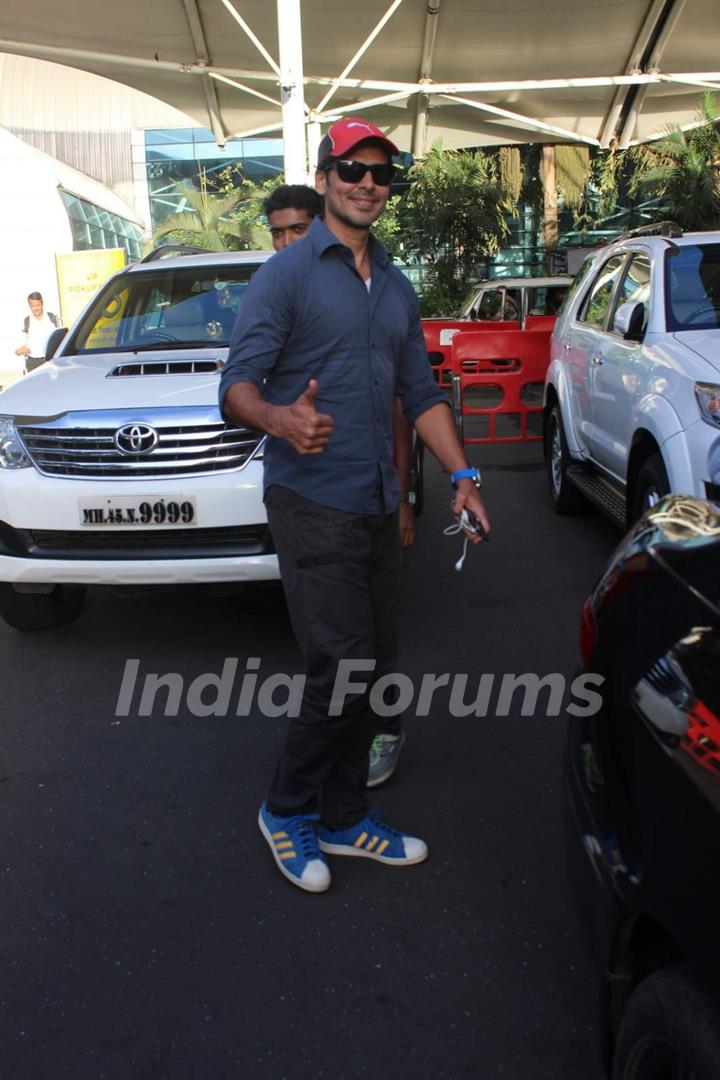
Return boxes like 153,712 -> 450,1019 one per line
276,0 -> 307,182
411,0 -> 441,159
306,121 -> 322,178
412,93 -> 430,159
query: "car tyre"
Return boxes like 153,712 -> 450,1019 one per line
0,583 -> 86,631
632,453 -> 670,522
546,405 -> 587,514
613,965 -> 720,1080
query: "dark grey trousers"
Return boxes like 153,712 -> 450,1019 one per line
265,485 -> 401,830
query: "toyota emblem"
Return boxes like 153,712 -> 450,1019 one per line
114,423 -> 159,455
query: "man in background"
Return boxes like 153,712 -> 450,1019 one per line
15,292 -> 59,373
264,181 -> 415,787
264,184 -> 324,251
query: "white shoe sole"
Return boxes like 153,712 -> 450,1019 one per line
318,839 -> 428,866
366,766 -> 398,788
258,809 -> 331,893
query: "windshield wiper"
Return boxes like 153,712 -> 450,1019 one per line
129,340 -> 227,352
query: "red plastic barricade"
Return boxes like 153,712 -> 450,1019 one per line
422,318 -> 520,387
524,315 -> 557,332
450,328 -> 552,443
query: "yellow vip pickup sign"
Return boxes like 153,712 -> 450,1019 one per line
55,248 -> 127,328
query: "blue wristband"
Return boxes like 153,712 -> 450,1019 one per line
450,467 -> 482,488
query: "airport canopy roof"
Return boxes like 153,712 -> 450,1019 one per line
1,0 -> 718,167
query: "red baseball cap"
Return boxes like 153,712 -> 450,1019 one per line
316,118 -> 399,167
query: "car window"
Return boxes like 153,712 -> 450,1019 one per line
527,285 -> 569,316
666,244 -> 720,332
578,255 -> 626,330
477,288 -> 504,319
527,287 -> 549,315
84,287 -> 131,351
461,286 -> 482,318
504,289 -> 521,320
559,258 -> 595,318
609,253 -> 651,335
69,265 -> 263,354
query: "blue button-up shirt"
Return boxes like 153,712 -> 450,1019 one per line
219,217 -> 447,514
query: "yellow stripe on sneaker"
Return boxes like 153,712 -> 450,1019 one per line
279,850 -> 296,860
275,840 -> 293,850
272,830 -> 288,840
354,831 -> 369,848
376,839 -> 390,855
365,836 -> 379,851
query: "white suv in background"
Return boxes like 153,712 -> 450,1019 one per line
544,224 -> 720,527
0,249 -> 278,630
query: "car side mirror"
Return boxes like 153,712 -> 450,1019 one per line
614,301 -> 645,342
45,327 -> 68,359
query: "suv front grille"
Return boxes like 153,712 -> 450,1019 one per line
18,414 -> 264,479
0,523 -> 273,560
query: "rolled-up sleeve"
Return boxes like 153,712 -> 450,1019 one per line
395,287 -> 448,422
219,261 -> 291,414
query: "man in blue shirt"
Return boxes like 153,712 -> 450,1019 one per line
220,118 -> 490,893
264,182 -> 416,787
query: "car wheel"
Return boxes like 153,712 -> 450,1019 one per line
613,965 -> 720,1080
632,453 -> 669,522
545,405 -> 587,514
0,583 -> 86,631
411,437 -> 425,518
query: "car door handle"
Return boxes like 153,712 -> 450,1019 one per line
591,354 -> 604,365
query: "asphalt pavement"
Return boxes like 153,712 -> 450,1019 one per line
0,442 -> 621,1080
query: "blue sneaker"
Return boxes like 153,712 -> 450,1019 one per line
318,809 -> 428,865
258,803 -> 331,893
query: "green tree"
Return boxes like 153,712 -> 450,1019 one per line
397,142 -> 512,315
148,170 -> 266,252
212,167 -> 287,249
372,193 -> 402,255
630,91 -> 720,230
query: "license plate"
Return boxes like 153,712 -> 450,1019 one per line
79,495 -> 197,526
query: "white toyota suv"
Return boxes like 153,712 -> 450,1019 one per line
544,224 -> 720,527
0,249 -> 279,630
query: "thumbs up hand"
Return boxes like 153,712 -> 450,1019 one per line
274,379 -> 334,454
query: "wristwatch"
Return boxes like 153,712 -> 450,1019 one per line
398,491 -> 416,504
450,467 -> 482,489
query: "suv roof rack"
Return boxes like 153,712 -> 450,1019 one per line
140,244 -> 213,263
621,221 -> 683,240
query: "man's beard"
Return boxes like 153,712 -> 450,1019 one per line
325,191 -> 385,232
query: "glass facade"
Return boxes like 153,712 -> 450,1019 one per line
141,129 -> 664,287
59,190 -> 144,260
466,150 -> 669,283
145,129 -> 284,228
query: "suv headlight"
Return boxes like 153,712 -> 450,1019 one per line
0,418 -> 31,469
695,383 -> 720,428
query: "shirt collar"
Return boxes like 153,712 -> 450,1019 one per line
308,216 -> 391,269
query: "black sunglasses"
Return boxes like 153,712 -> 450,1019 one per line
329,159 -> 395,186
